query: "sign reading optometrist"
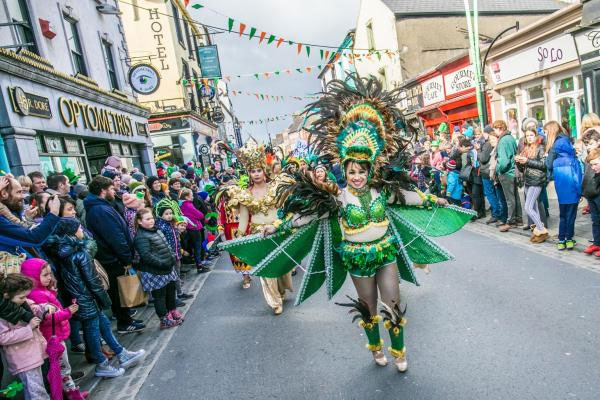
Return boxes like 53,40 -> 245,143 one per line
196,45 -> 222,78
57,97 -> 134,136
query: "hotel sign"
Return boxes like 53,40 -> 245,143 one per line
58,96 -> 134,136
7,86 -> 52,118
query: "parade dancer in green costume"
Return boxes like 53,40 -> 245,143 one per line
220,75 -> 475,372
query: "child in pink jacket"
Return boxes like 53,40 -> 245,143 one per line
21,258 -> 87,399
0,273 -> 48,400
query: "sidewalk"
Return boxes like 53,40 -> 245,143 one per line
476,182 -> 592,252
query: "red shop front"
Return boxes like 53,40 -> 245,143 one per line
416,55 -> 490,137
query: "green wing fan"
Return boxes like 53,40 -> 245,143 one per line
219,227 -> 294,267
388,204 -> 475,237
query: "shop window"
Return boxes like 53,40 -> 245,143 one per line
557,97 -> 576,137
577,75 -> 583,90
65,139 -> 81,154
504,91 -> 517,106
556,77 -> 574,94
5,0 -> 38,54
506,108 -> 519,134
35,136 -> 45,153
172,3 -> 185,47
110,143 -> 121,155
528,104 -> 545,124
527,84 -> 544,101
580,95 -> 588,119
102,40 -> 119,90
45,137 -> 65,154
121,144 -> 132,156
64,17 -> 88,76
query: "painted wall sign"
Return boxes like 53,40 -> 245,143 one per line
148,117 -> 190,133
444,64 -> 476,96
574,28 -> 600,65
421,75 -> 445,106
7,87 -> 52,118
58,97 -> 134,136
491,34 -> 578,85
197,45 -> 222,78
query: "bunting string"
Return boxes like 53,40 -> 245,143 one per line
222,113 -> 294,125
181,77 -> 319,101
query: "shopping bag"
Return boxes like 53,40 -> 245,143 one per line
0,251 -> 25,277
117,268 -> 147,307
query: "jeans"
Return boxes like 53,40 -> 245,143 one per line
482,178 -> 501,220
103,261 -> 133,327
588,196 -> 600,245
558,203 -> 578,241
151,281 -> 177,319
81,312 -> 124,365
187,229 -> 205,265
495,182 -> 508,223
498,174 -> 522,224
69,319 -> 83,347
524,186 -> 544,230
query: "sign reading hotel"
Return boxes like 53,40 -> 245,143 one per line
58,97 -> 134,136
491,34 -> 578,85
444,65 -> 476,96
421,75 -> 444,106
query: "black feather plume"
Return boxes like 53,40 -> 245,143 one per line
276,171 -> 340,219
335,295 -> 373,324
380,301 -> 407,329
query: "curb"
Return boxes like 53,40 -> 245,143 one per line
472,219 -> 588,253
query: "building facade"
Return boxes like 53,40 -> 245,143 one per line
485,3 -> 584,138
0,0 -> 155,179
318,32 -> 357,89
380,0 -> 565,80
120,0 -> 220,166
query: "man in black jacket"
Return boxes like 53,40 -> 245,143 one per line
84,176 -> 144,333
478,125 -> 503,224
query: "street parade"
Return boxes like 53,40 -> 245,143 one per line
0,0 -> 600,399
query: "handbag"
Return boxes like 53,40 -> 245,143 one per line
93,260 -> 110,290
459,164 -> 473,182
0,251 -> 25,277
117,267 -> 147,308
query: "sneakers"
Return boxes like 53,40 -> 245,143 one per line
160,316 -> 181,329
565,240 -> 576,250
485,217 -> 498,225
128,309 -> 138,318
557,241 -> 566,251
175,298 -> 186,308
118,348 -> 146,368
116,321 -> 146,334
196,265 -> 211,274
178,292 -> 194,300
95,360 -> 124,378
584,244 -> 600,254
168,310 -> 184,321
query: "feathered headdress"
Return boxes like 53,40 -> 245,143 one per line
305,74 -> 407,181
216,139 -> 269,176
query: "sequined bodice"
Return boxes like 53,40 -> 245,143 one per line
341,189 -> 388,234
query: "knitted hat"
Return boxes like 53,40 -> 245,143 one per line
155,198 -> 179,217
464,126 -> 474,138
483,124 -> 493,134
453,126 -> 460,133
170,171 -> 183,179
102,169 -> 119,180
129,181 -> 146,194
146,176 -> 160,191
447,160 -> 457,170
131,172 -> 144,182
73,183 -> 88,198
55,217 -> 81,236
121,174 -> 132,185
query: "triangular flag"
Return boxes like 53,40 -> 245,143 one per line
202,78 -> 208,86
276,37 -> 284,47
260,94 -> 264,100
306,66 -> 312,73
264,72 -> 270,78
258,31 -> 266,44
274,71 -> 280,75
296,68 -> 302,73
227,18 -> 234,32
297,43 -> 302,54
305,46 -> 310,57
225,76 -> 231,82
376,51 -> 381,61
387,51 -> 393,60
181,79 -> 188,86
249,27 -> 257,40
267,34 -> 276,45
254,94 -> 259,99
320,49 -> 324,59
231,91 -> 236,96
325,50 -> 330,60
288,40 -> 294,46
191,3 -> 203,9
318,65 -> 322,69
254,73 -> 259,80
183,0 -> 190,7
239,23 -> 246,37
285,69 -> 291,75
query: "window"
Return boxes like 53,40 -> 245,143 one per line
528,104 -> 545,124
504,91 -> 517,106
172,3 -> 184,47
527,84 -> 543,101
556,97 -> 576,137
5,0 -> 38,53
184,21 -> 193,59
102,40 -> 119,90
366,21 -> 375,50
64,18 -> 87,76
193,70 -> 202,111
182,59 -> 196,110
556,77 -> 574,94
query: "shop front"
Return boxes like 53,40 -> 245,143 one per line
148,112 -> 217,167
0,51 -> 155,180
416,55 -> 485,136
573,25 -> 600,118
486,3 -> 583,138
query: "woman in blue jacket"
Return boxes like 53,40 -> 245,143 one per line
545,121 -> 582,250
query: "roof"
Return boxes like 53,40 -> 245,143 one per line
381,0 -> 566,16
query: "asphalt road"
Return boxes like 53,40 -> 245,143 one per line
135,226 -> 600,400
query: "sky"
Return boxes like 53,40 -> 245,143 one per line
188,0 -> 361,143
